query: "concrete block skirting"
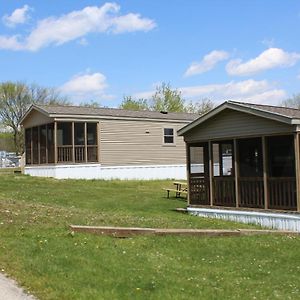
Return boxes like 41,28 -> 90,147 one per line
24,164 -> 187,180
187,207 -> 300,232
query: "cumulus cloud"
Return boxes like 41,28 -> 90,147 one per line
226,48 -> 300,76
60,72 -> 113,101
0,2 -> 156,51
184,50 -> 229,77
2,4 -> 32,28
134,79 -> 286,105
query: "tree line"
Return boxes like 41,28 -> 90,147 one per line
1,80 -> 300,155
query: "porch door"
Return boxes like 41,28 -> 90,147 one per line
212,141 -> 235,207
238,138 -> 264,208
188,143 -> 210,205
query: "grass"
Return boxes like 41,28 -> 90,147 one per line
0,172 -> 299,299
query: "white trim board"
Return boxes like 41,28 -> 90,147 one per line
24,163 -> 187,180
188,207 -> 300,232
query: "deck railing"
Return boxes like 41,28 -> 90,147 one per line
57,146 -> 73,162
213,177 -> 235,207
57,145 -> 98,163
75,146 -> 85,162
239,177 -> 264,208
268,177 -> 296,210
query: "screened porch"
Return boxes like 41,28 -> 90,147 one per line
188,134 -> 299,211
25,121 -> 99,165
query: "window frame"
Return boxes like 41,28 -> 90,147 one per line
162,127 -> 176,146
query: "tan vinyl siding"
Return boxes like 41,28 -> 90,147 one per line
100,119 -> 187,166
184,108 -> 295,142
22,110 -> 53,129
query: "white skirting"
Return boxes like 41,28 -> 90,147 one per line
187,207 -> 300,232
24,163 -> 187,180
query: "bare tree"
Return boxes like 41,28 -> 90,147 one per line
281,94 -> 300,109
186,98 -> 215,115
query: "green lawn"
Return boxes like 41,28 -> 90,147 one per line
0,172 -> 299,299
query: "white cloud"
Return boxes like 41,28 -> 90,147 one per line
226,48 -> 300,76
2,5 -> 32,28
184,50 -> 229,77
134,79 -> 286,105
60,72 -> 113,101
0,2 -> 156,51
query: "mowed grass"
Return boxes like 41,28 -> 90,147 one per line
0,172 -> 299,299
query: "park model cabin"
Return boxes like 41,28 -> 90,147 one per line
178,101 -> 300,212
20,104 -> 198,180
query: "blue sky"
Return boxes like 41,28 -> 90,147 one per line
1,0 -> 300,107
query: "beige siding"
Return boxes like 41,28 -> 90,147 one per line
22,110 -> 53,128
184,108 -> 295,142
100,119 -> 188,166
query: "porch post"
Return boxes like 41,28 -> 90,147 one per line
30,128 -> 33,165
72,122 -> 75,163
97,122 -> 101,163
84,122 -> 88,163
233,139 -> 239,207
262,136 -> 269,209
54,122 -> 57,164
186,143 -> 190,205
38,126 -> 40,165
294,133 -> 300,212
208,140 -> 214,206
45,124 -> 48,164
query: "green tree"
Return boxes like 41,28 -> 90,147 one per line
150,82 -> 185,112
119,96 -> 149,111
0,81 -> 70,154
281,94 -> 300,109
186,98 -> 215,115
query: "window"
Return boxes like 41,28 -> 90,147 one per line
212,141 -> 233,176
163,128 -> 175,144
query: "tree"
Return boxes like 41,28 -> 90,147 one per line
119,96 -> 149,111
0,81 -> 70,154
150,82 -> 185,112
186,98 -> 215,115
281,94 -> 300,109
79,100 -> 102,108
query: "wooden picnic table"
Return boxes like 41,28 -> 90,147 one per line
163,181 -> 188,199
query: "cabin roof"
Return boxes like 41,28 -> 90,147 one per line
20,104 -> 199,125
178,100 -> 300,136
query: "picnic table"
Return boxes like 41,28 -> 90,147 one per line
163,181 -> 188,199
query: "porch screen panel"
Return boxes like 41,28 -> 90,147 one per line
40,125 -> 47,164
57,122 -> 73,162
238,138 -> 264,208
87,123 -> 98,162
25,128 -> 32,164
74,123 -> 85,162
47,124 -> 54,163
267,135 -> 296,210
32,126 -> 39,164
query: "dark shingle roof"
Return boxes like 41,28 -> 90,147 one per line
228,101 -> 300,119
34,104 -> 199,121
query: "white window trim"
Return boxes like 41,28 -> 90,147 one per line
162,127 -> 176,146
